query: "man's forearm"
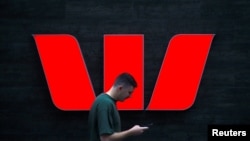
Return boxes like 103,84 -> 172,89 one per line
100,125 -> 148,141
100,129 -> 132,141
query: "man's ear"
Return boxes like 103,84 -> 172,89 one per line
118,85 -> 123,90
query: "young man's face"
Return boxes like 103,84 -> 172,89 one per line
117,85 -> 134,102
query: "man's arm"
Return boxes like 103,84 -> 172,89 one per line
100,125 -> 148,141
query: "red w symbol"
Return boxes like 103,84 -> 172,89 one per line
33,34 -> 214,111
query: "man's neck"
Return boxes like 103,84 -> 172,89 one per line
106,87 -> 118,100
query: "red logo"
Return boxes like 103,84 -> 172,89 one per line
33,34 -> 214,111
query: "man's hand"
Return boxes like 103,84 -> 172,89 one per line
100,125 -> 149,141
128,125 -> 149,135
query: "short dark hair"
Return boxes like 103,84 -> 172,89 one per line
113,72 -> 137,88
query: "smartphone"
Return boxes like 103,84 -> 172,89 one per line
143,123 -> 153,127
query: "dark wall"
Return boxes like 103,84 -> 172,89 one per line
1,0 -> 250,141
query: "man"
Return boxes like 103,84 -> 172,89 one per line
88,72 -> 148,141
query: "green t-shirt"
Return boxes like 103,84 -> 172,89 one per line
88,93 -> 121,141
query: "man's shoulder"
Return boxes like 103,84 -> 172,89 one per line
90,94 -> 115,113
96,93 -> 108,100
95,93 -> 114,105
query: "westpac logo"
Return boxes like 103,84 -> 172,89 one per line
33,34 -> 214,111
